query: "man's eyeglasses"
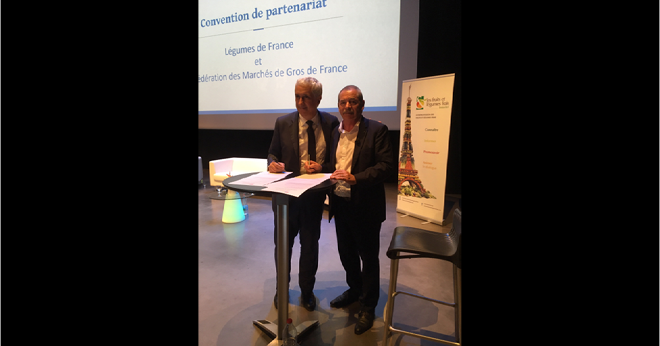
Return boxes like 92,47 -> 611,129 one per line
339,99 -> 360,106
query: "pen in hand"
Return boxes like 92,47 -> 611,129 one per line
270,159 -> 285,173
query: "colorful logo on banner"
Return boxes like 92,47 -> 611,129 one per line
427,97 -> 450,108
416,95 -> 451,110
416,96 -> 425,110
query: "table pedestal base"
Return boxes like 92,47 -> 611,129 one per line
222,173 -> 332,345
253,319 -> 319,345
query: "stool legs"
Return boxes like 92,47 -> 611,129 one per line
382,258 -> 461,346
383,256 -> 399,346
453,266 -> 461,344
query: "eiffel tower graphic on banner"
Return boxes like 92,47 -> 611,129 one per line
398,85 -> 435,199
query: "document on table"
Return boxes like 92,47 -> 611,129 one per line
228,171 -> 292,186
262,173 -> 332,197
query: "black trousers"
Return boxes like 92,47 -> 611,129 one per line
333,196 -> 382,312
273,189 -> 325,296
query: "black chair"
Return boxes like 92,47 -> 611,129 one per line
383,208 -> 462,346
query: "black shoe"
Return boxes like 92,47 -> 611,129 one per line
301,292 -> 317,311
274,293 -> 278,310
330,290 -> 359,308
354,310 -> 375,335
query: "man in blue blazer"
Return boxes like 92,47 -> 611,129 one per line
266,77 -> 339,311
327,85 -> 396,334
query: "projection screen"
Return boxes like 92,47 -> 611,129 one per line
198,0 -> 418,130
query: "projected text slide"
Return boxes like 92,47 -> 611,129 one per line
198,0 -> 401,114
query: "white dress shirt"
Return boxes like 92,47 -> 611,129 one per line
333,120 -> 359,197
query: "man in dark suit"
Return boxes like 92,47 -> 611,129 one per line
266,77 -> 339,311
327,85 -> 395,335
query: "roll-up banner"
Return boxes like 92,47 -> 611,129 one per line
396,73 -> 455,225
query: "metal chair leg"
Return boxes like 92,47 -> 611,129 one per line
383,256 -> 400,346
453,266 -> 461,344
